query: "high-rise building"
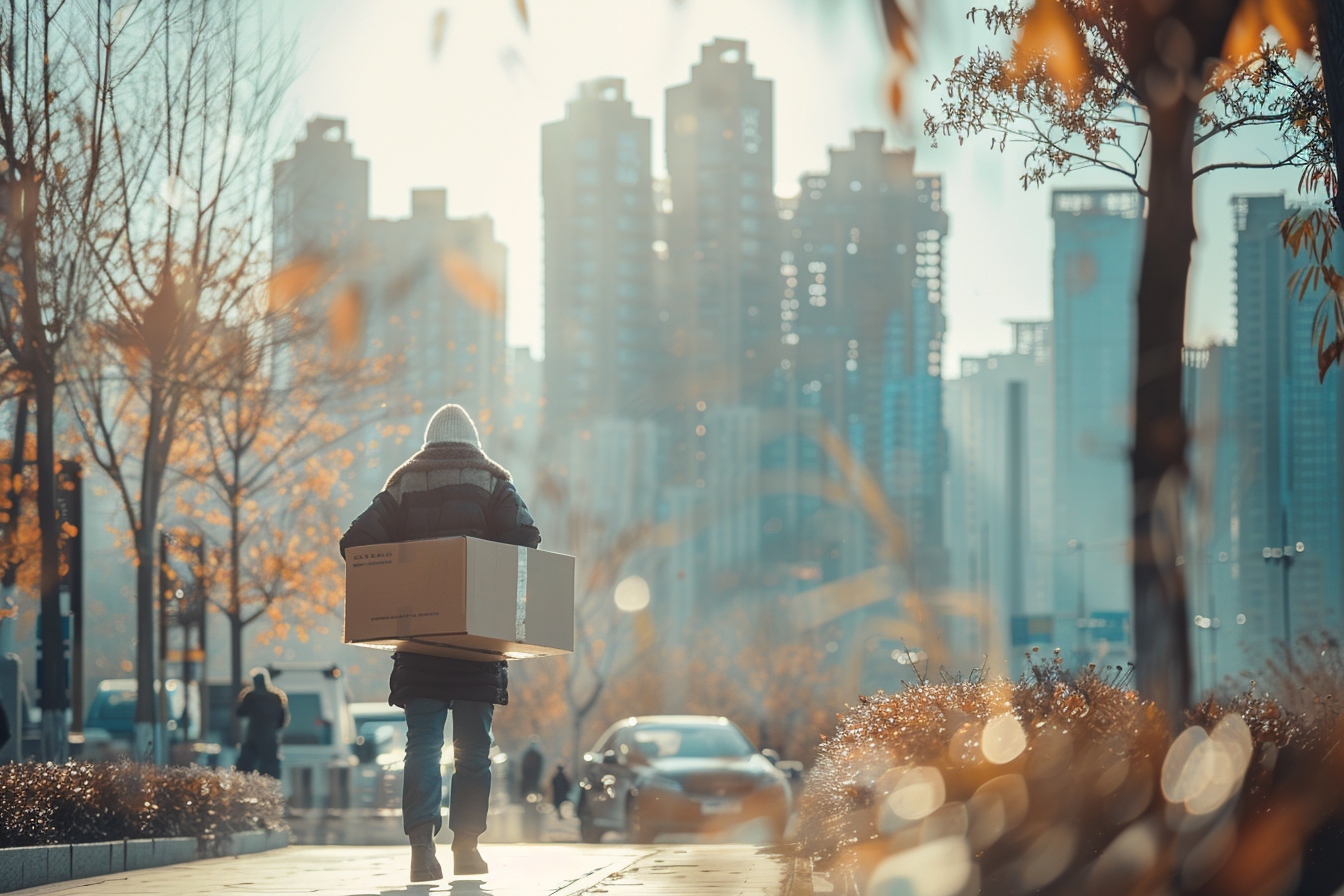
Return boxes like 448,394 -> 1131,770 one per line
1232,194 -> 1344,668
1182,343 -> 1240,690
272,117 -> 369,267
541,79 -> 661,429
273,120 -> 508,495
659,39 -> 776,599
781,130 -> 948,588
1050,188 -> 1142,666
665,38 -> 776,410
701,406 -> 762,580
945,322 -> 1054,671
358,189 -> 508,474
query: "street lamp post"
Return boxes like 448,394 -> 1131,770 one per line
1262,510 -> 1303,644
1067,540 -> 1085,665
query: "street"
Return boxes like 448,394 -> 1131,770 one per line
11,845 -> 799,896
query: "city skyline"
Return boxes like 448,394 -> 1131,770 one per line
278,0 -> 1307,372
7,21 -> 1339,728
257,34 -> 1344,682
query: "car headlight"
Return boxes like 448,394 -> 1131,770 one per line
641,775 -> 684,793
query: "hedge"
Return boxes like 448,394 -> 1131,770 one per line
0,761 -> 286,848
798,641 -> 1344,895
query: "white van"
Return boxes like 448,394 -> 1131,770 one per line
264,663 -> 357,810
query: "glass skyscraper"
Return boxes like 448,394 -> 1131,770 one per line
541,78 -> 661,429
1050,189 -> 1143,666
1232,194 -> 1344,669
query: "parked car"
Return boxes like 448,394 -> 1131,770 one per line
349,702 -> 454,814
84,678 -> 200,753
576,715 -> 792,844
264,663 -> 356,809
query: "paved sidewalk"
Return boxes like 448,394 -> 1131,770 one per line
12,844 -> 793,896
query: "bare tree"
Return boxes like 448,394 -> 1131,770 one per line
174,300 -> 385,736
67,0 -> 291,759
0,0 -> 137,759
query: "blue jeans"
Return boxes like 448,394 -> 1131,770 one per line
402,698 -> 494,841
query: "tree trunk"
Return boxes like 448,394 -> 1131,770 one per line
1316,1 -> 1344,224
133,397 -> 165,761
1131,98 -> 1198,726
133,520 -> 157,760
0,397 -> 29,657
35,374 -> 67,762
229,612 -> 243,747
12,166 -> 69,762
228,496 -> 243,746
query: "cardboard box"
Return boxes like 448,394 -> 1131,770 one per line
343,537 -> 574,661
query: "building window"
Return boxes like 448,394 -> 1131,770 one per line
740,108 -> 761,154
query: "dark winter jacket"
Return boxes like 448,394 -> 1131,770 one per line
339,442 -> 542,707
236,676 -> 289,748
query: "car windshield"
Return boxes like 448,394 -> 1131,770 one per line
630,725 -> 754,759
357,718 -> 408,753
86,689 -> 136,730
284,693 -> 332,746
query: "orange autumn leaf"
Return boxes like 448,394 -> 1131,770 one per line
1009,0 -> 1087,92
878,0 -> 917,63
1261,0 -> 1314,55
1223,1 -> 1268,61
1225,0 -> 1315,60
328,285 -> 363,349
267,256 -> 326,312
430,8 -> 448,58
440,250 -> 503,317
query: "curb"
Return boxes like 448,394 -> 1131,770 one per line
782,854 -> 815,896
0,829 -> 289,893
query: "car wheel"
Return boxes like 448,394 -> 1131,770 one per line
625,794 -> 654,844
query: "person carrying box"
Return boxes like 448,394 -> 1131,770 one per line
340,403 -> 541,881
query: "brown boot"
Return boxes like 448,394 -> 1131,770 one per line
452,836 -> 488,876
408,822 -> 443,882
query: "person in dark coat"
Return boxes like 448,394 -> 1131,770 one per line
340,403 -> 541,881
519,738 -> 543,800
235,668 -> 288,779
550,764 -> 572,812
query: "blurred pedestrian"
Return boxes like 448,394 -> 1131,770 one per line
520,737 -> 543,800
550,764 -> 571,812
340,403 -> 541,882
235,668 -> 288,779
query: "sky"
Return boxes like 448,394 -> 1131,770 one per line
275,0 -> 1309,373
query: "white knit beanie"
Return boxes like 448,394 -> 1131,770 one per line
424,404 -> 480,448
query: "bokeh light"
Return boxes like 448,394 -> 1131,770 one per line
866,836 -> 972,896
613,575 -> 650,613
1162,713 -> 1253,815
982,712 -> 1027,764
887,766 -> 946,820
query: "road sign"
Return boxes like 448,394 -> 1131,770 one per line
1010,614 -> 1053,648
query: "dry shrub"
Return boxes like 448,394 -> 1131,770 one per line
0,761 -> 286,847
799,641 -> 1344,896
